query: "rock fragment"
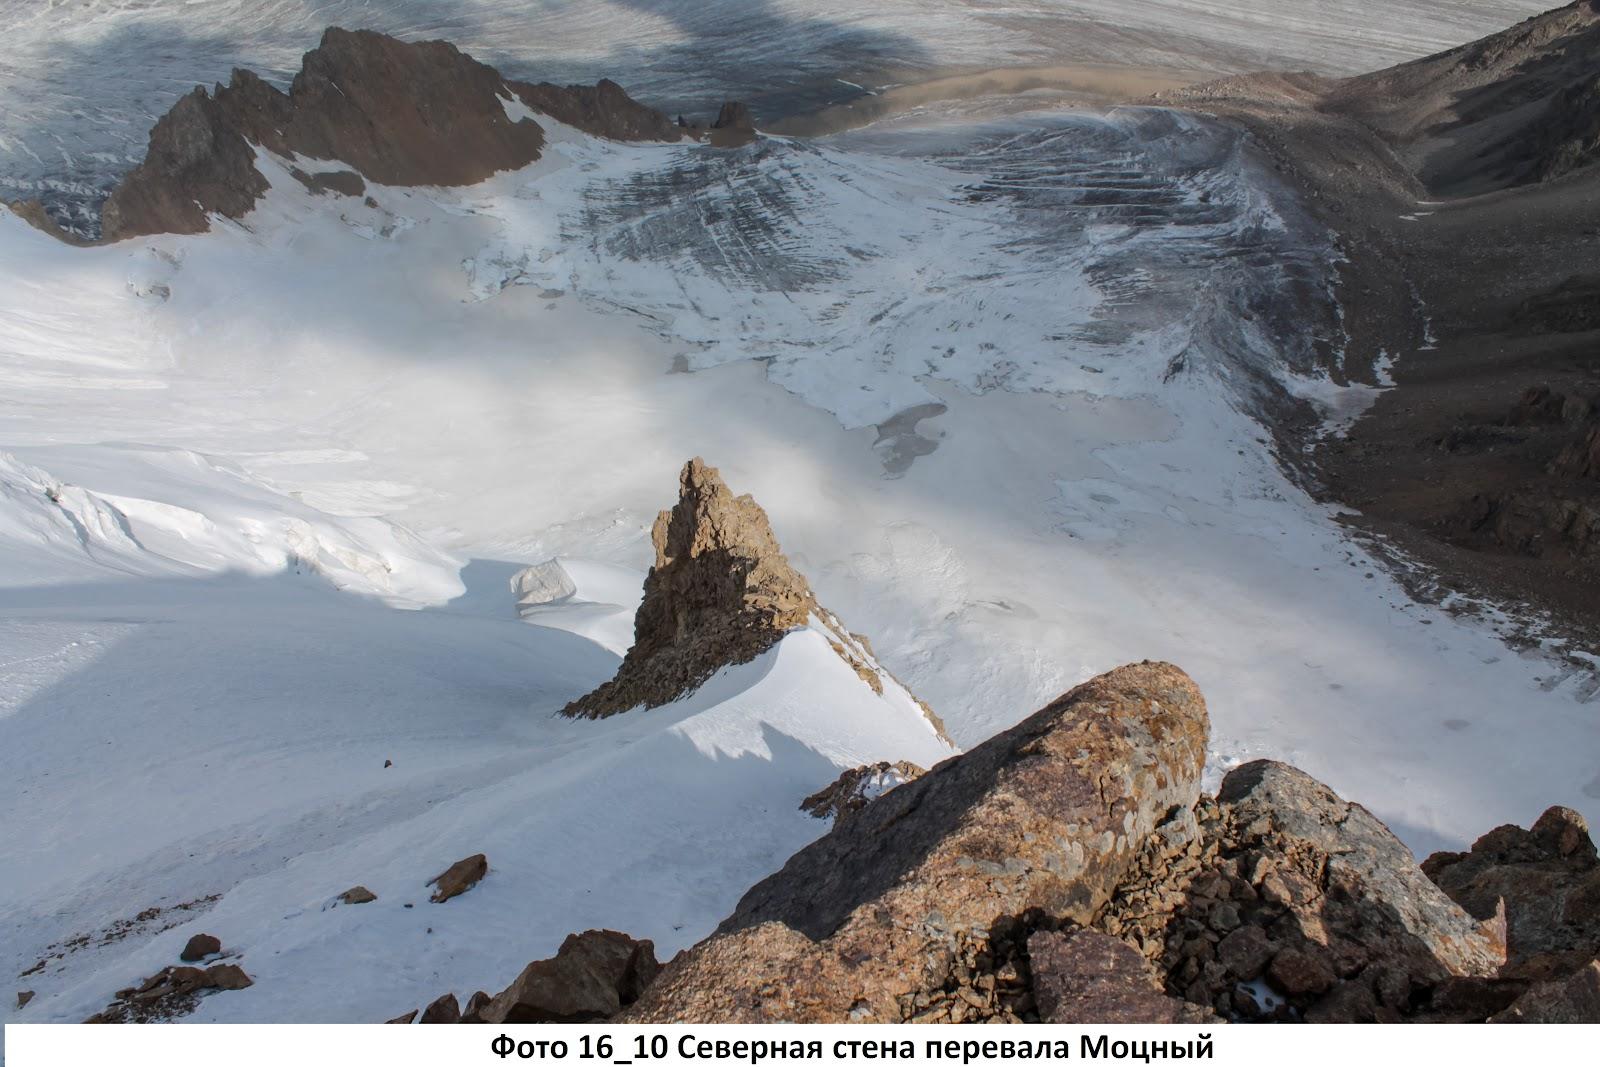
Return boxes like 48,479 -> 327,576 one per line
429,854 -> 487,903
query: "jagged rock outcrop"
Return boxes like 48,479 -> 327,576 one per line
708,101 -> 758,147
99,28 -> 758,241
622,662 -> 1209,1022
800,761 -> 925,824
1423,806 -> 1600,981
563,459 -> 943,739
102,29 -> 547,240
1135,760 -> 1508,1022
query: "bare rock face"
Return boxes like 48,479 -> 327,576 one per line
621,661 -> 1209,1022
428,853 -> 488,903
563,459 -> 943,739
1423,806 -> 1600,981
512,79 -> 682,142
479,930 -> 661,1023
708,101 -> 758,147
102,28 -> 548,240
1029,930 -> 1214,1023
338,885 -> 377,905
800,761 -> 925,824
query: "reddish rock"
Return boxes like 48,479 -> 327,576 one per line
428,854 -> 487,903
338,886 -> 377,905
386,1009 -> 418,1024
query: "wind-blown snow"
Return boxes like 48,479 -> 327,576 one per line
0,0 -> 1554,231
2,99 -> 1597,1027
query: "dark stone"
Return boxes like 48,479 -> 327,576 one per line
179,933 -> 221,962
419,992 -> 460,1023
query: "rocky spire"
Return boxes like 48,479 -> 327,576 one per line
562,458 -> 944,739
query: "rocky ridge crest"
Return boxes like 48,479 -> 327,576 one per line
90,28 -> 757,241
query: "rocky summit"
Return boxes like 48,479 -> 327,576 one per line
96,29 -> 757,242
562,458 -> 945,739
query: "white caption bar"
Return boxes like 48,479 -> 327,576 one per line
5,1022 -> 1596,1067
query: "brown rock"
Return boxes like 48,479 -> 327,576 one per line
1491,959 -> 1600,1022
419,992 -> 461,1023
290,167 -> 367,198
179,933 -> 222,962
428,854 -> 487,903
387,1009 -> 418,1024
1215,925 -> 1274,980
1221,761 -> 1505,980
799,761 -> 924,823
339,886 -> 377,905
480,930 -> 661,1023
708,102 -> 758,147
563,459 -> 945,743
1303,980 -> 1378,1023
1029,930 -> 1215,1023
16,990 -> 33,1009
203,964 -> 253,991
512,79 -> 682,142
102,29 -> 547,240
461,990 -> 493,1022
623,661 -> 1209,1022
1268,946 -> 1337,997
1424,805 -> 1600,977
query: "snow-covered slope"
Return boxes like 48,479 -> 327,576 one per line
0,0 -> 1555,230
2,100 -> 1598,1026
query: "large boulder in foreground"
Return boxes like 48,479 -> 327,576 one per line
479,930 -> 660,1023
622,661 -> 1209,1022
563,458 -> 945,739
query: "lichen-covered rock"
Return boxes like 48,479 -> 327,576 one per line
563,458 -> 945,742
479,930 -> 660,1023
622,661 -> 1209,1022
1219,761 -> 1506,980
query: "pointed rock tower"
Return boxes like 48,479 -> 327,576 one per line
563,458 -> 945,739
